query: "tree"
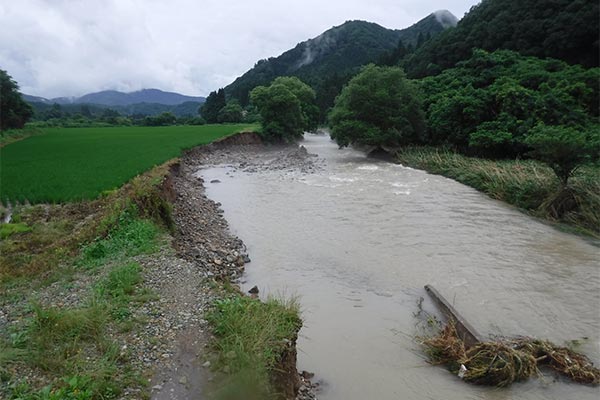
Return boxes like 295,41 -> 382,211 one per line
524,124 -> 599,186
200,89 -> 226,123
250,77 -> 317,142
417,49 -> 600,158
328,64 -> 425,150
101,108 -> 121,124
143,111 -> 177,126
217,100 -> 243,123
0,69 -> 33,130
80,104 -> 92,118
404,0 -> 599,78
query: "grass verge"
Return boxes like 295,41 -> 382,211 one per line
207,293 -> 302,400
397,147 -> 600,237
0,162 -> 171,399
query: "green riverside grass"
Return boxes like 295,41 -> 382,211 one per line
397,147 -> 600,236
0,167 -> 165,399
0,124 -> 256,204
208,294 -> 302,400
0,222 -> 32,239
0,208 -> 159,399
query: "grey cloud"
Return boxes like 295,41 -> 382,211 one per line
0,0 -> 478,98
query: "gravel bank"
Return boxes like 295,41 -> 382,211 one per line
148,134 -> 322,399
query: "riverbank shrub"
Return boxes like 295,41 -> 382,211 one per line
396,147 -> 600,235
329,64 -> 425,150
523,124 -> 600,185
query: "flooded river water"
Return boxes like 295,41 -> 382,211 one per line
201,134 -> 599,400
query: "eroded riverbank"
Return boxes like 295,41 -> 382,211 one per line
0,133 -> 318,400
165,133 -> 322,399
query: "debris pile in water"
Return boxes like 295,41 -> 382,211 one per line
421,323 -> 600,386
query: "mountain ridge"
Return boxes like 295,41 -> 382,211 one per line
224,11 -> 458,105
23,88 -> 205,107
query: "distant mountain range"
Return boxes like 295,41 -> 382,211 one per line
23,88 -> 205,107
225,10 -> 458,105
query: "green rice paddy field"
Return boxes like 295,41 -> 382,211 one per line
0,124 -> 255,203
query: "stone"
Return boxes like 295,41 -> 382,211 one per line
248,285 -> 259,294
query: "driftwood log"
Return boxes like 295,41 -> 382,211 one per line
424,284 -> 484,348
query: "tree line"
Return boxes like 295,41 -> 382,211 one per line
243,48 -> 598,187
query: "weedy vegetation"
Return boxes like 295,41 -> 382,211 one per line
0,162 -> 172,399
397,147 -> 600,236
207,293 -> 302,400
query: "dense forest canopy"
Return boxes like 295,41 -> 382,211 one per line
404,0 -> 599,78
417,49 -> 599,158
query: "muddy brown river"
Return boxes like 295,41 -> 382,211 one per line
201,134 -> 599,400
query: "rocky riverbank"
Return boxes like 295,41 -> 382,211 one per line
0,133 -> 321,400
153,133 -> 322,399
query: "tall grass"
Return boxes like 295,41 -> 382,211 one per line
397,147 -> 600,236
0,124 -> 256,203
208,295 -> 302,400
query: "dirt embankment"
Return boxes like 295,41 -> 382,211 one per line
157,132 -> 320,399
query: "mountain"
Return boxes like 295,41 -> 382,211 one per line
23,88 -> 205,107
224,11 -> 458,105
404,0 -> 599,78
26,100 -> 204,119
22,94 -> 53,104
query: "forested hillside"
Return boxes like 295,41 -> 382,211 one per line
225,12 -> 457,110
404,0 -> 599,77
27,100 -> 203,120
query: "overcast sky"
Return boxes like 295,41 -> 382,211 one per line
1,0 -> 479,98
